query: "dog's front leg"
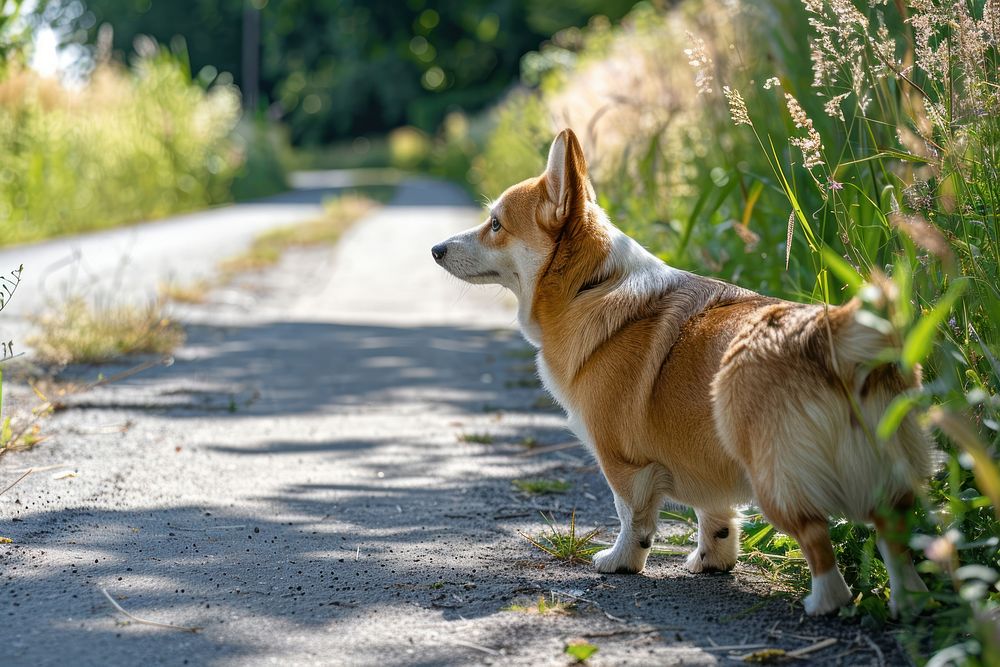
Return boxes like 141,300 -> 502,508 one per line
592,463 -> 665,574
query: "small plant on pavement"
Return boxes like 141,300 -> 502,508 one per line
504,594 -> 575,615
513,478 -> 571,495
457,432 -> 493,444
519,511 -> 601,564
28,296 -> 183,365
564,640 -> 598,663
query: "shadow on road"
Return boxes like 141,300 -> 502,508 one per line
54,321 -> 549,420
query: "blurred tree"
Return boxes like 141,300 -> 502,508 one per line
33,0 -> 638,144
0,0 -> 30,69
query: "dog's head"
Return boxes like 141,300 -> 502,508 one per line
430,128 -> 597,304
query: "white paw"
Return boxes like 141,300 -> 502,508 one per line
684,547 -> 737,574
592,547 -> 646,574
803,569 -> 853,615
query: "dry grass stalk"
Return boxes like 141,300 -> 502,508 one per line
28,297 -> 184,365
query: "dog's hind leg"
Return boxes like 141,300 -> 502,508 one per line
685,508 -> 740,573
872,502 -> 928,617
762,507 -> 853,615
592,462 -> 669,574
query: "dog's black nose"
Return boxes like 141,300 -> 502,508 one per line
431,243 -> 447,261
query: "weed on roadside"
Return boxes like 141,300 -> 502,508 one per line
513,478 -> 571,495
519,511 -> 601,564
564,639 -> 599,663
28,297 -> 184,365
219,194 -> 376,276
0,370 -> 48,456
458,432 -> 493,444
504,594 -> 575,616
158,279 -> 211,304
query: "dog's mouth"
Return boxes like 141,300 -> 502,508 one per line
460,271 -> 502,283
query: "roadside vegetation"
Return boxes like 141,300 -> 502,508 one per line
27,296 -> 183,365
520,511 -> 601,564
218,194 -> 378,277
26,192 -> 381,367
472,1 -> 1000,663
0,42 -> 286,246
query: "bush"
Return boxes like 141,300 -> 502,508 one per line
0,42 -> 285,245
477,1 -> 1000,662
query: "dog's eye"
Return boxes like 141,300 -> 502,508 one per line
491,216 -> 501,233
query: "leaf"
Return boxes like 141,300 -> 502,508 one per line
901,279 -> 968,372
819,246 -> 863,293
743,523 -> 774,550
741,180 -> 764,228
876,393 -> 920,441
928,407 -> 1000,520
565,640 -> 599,662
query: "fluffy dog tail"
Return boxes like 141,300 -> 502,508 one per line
713,295 -> 934,523
825,298 -> 934,506
825,298 -> 898,383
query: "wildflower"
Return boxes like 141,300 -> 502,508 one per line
685,32 -> 714,95
784,93 -> 824,167
924,529 -> 961,567
723,86 -> 752,127
826,176 -> 843,190
909,10 -> 950,83
803,0 -> 869,88
763,77 -> 781,90
823,91 -> 850,120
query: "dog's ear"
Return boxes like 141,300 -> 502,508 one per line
544,129 -> 592,223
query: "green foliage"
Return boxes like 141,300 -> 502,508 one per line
0,43 -> 284,245
42,0 -> 638,144
476,0 -> 1000,662
0,0 -> 29,70
457,432 -> 494,444
519,511 -> 601,564
512,478 -> 571,494
564,639 -> 598,662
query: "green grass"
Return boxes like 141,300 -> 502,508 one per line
564,640 -> 599,663
286,136 -> 393,170
519,511 -> 601,564
457,432 -> 494,444
27,297 -> 184,365
512,478 -> 571,495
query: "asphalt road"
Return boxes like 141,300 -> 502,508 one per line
0,178 -> 909,666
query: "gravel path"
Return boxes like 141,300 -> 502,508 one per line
1,178 -> 909,666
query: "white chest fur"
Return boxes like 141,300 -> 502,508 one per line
536,352 -> 595,454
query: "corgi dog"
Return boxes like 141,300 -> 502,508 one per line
431,129 -> 931,616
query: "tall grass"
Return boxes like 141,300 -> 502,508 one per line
470,1 -> 1000,662
0,42 -> 285,246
